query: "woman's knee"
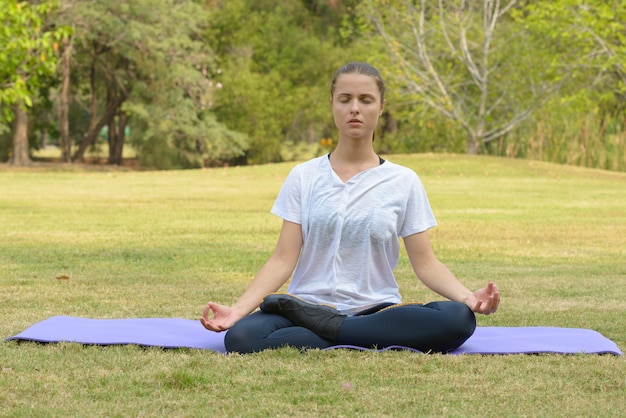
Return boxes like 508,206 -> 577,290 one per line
224,318 -> 258,354
448,301 -> 476,339
224,312 -> 294,354
427,301 -> 476,339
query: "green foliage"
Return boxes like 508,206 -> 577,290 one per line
207,0 -> 345,164
502,0 -> 626,170
375,113 -> 467,155
56,0 -> 246,167
499,97 -> 626,171
356,0 -> 564,154
129,96 -> 248,169
2,0 -> 625,171
518,0 -> 626,113
0,0 -> 71,119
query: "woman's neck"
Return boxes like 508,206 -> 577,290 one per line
328,142 -> 380,182
331,140 -> 378,164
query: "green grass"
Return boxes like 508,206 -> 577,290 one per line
1,154 -> 625,417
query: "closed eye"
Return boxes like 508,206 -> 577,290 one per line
336,94 -> 377,104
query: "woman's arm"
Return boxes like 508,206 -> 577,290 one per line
403,231 -> 499,315
200,220 -> 303,331
230,220 -> 303,316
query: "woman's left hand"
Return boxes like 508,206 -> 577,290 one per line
464,282 -> 500,315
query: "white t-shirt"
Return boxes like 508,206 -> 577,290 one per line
271,155 -> 437,315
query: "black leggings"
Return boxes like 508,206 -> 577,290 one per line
224,301 -> 476,354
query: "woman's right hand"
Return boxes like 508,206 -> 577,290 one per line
199,302 -> 243,332
199,220 -> 301,333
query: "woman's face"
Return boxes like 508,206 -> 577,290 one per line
331,73 -> 385,141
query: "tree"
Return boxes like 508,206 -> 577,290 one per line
0,0 -> 71,165
57,33 -> 71,162
519,0 -> 626,116
56,0 -> 140,164
361,0 -> 563,154
504,0 -> 626,171
57,0 -> 246,167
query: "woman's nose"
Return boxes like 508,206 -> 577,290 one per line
350,99 -> 360,113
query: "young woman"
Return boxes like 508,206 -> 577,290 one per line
200,62 -> 500,353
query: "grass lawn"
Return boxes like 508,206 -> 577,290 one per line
1,154 -> 625,416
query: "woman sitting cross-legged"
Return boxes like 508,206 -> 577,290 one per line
200,62 -> 500,354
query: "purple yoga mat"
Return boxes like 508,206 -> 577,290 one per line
4,316 -> 622,355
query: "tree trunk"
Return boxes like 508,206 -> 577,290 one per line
9,106 -> 32,166
467,136 -> 481,155
40,130 -> 48,148
108,111 -> 127,165
73,43 -> 130,163
107,116 -> 117,164
72,95 -> 125,163
59,36 -> 72,163
72,57 -> 99,163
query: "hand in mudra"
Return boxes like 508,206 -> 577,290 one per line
464,282 -> 500,315
200,302 -> 243,332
